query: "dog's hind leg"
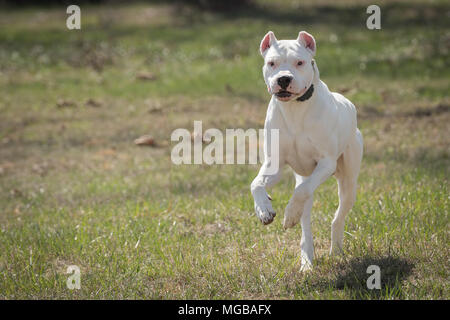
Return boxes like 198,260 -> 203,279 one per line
330,129 -> 363,255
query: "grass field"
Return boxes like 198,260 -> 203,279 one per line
0,0 -> 449,299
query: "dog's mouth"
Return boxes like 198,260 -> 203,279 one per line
275,90 -> 294,101
275,90 -> 292,97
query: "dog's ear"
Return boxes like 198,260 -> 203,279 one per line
260,31 -> 277,56
297,31 -> 316,56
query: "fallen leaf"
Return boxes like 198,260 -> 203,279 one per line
56,99 -> 77,108
85,98 -> 103,108
134,135 -> 156,146
136,72 -> 157,81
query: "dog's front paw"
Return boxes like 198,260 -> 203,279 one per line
254,198 -> 276,225
283,200 -> 301,229
283,188 -> 311,229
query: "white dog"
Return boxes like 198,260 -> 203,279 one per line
251,31 -> 363,270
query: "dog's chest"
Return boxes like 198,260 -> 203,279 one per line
271,100 -> 323,176
283,132 -> 318,176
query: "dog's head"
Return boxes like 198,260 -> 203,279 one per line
260,31 -> 316,102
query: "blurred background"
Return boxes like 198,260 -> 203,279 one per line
0,0 -> 448,299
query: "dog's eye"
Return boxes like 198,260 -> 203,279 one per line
268,61 -> 275,67
297,61 -> 303,66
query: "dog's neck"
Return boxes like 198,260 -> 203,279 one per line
273,66 -> 324,135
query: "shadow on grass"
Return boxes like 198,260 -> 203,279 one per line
320,255 -> 415,299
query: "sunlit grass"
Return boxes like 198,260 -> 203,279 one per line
0,1 -> 448,299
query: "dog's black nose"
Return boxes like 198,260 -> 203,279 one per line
277,76 -> 293,89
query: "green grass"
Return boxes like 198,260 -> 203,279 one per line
0,0 -> 449,299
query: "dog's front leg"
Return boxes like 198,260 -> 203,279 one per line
284,158 -> 336,229
251,162 -> 282,225
293,174 -> 314,271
